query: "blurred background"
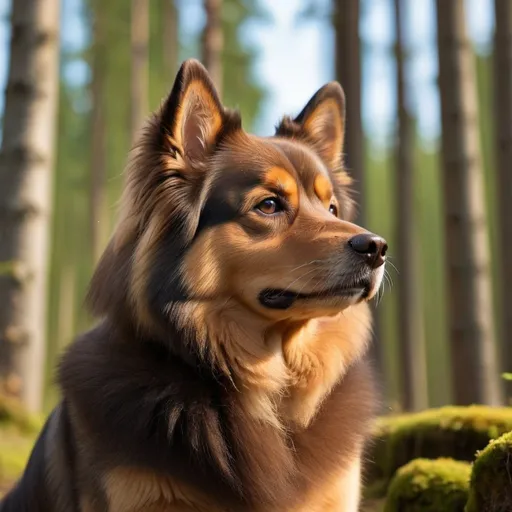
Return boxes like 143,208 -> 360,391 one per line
0,0 -> 510,420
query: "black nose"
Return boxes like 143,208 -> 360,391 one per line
348,233 -> 388,268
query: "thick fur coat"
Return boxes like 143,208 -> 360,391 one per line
0,59 -> 386,511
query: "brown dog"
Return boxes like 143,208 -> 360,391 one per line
1,59 -> 386,511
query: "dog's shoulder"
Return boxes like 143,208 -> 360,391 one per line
58,322 -> 249,508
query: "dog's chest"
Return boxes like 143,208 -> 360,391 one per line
102,466 -> 226,512
100,461 -> 360,512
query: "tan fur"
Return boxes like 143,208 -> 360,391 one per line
79,498 -> 98,512
314,173 -> 335,207
282,304 -> 372,428
104,467 -> 226,512
104,457 -> 364,512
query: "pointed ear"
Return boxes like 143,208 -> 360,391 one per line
276,82 -> 346,169
159,59 -> 230,163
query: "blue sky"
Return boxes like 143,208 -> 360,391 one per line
0,0 -> 495,144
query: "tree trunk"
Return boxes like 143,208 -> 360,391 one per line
202,0 -> 223,97
436,0 -> 501,405
0,0 -> 60,412
394,0 -> 428,411
333,0 -> 364,224
90,3 -> 108,264
163,0 -> 178,84
131,0 -> 149,144
333,0 -> 385,391
494,0 -> 512,399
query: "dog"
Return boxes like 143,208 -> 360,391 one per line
1,59 -> 387,511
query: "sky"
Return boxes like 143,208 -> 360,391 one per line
0,0 -> 495,145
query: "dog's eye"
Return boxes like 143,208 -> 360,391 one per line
329,204 -> 338,217
255,198 -> 282,215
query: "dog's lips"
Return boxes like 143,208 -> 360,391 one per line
258,281 -> 370,310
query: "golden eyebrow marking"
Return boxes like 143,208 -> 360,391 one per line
264,167 -> 298,207
314,174 -> 333,206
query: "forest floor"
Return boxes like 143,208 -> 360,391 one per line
0,396 -> 40,497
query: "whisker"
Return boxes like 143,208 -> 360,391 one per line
291,266 -> 329,296
384,270 -> 393,292
375,284 -> 383,307
275,267 -> 321,296
277,259 -> 323,273
386,258 -> 399,275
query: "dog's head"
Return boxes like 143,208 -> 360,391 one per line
89,59 -> 386,336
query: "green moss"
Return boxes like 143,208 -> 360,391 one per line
366,406 -> 512,498
466,431 -> 512,512
384,458 -> 470,512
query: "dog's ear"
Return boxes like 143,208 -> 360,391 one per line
158,59 -> 229,164
276,82 -> 346,170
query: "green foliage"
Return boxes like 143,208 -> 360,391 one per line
466,431 -> 512,512
366,406 -> 512,498
384,458 -> 470,512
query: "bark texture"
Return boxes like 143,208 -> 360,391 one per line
494,0 -> 512,399
394,0 -> 428,411
333,0 -> 364,223
436,0 -> 501,405
202,0 -> 223,97
0,0 -> 60,411
333,0 -> 385,393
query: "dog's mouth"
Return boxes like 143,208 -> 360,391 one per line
258,279 -> 371,310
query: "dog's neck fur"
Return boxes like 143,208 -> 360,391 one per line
168,297 -> 373,430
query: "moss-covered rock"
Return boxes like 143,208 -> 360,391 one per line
466,430 -> 512,512
384,458 -> 471,512
365,406 -> 512,498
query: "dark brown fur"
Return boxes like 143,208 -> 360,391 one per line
0,59 -> 384,511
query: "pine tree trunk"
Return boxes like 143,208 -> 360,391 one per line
90,3 -> 107,264
436,0 -> 501,405
333,0 -> 385,392
202,0 -> 223,97
131,0 -> 149,143
0,0 -> 60,412
394,0 -> 428,411
163,0 -> 178,84
333,0 -> 364,224
494,0 -> 512,399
